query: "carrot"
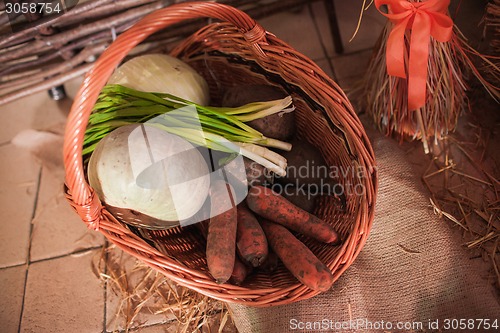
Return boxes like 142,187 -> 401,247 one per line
198,220 -> 250,285
259,250 -> 279,273
230,257 -> 250,285
260,219 -> 334,291
236,204 -> 268,267
246,185 -> 340,244
206,181 -> 237,284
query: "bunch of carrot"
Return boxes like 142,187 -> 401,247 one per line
200,182 -> 340,292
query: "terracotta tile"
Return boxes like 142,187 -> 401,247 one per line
0,93 -> 46,144
134,314 -> 238,333
0,75 -> 83,145
30,167 -> 105,262
0,144 -> 39,268
0,91 -> 64,144
311,0 -> 386,56
105,247 -> 177,331
0,265 -> 27,333
127,323 -> 178,333
20,249 -> 104,333
257,6 -> 326,61
62,76 -> 86,102
114,313 -> 238,333
0,75 -> 85,267
331,49 -> 373,81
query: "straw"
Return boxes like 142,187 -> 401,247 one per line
92,244 -> 235,332
485,0 -> 500,54
422,126 -> 499,290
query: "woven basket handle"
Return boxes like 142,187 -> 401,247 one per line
63,1 -> 267,228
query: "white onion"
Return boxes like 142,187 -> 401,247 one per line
108,54 -> 210,105
88,124 -> 210,222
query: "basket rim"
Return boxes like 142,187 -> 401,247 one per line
63,1 -> 378,307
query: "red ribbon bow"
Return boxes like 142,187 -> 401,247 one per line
375,0 -> 453,111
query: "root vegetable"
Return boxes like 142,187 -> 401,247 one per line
243,157 -> 271,186
236,205 -> 268,267
246,186 -> 339,244
108,54 -> 210,105
260,250 -> 279,273
269,183 -> 318,213
222,84 -> 296,140
230,258 -> 250,285
260,220 -> 334,292
206,181 -> 238,284
87,124 -> 210,225
276,138 -> 330,187
200,217 -> 251,286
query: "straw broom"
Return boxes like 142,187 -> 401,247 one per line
483,0 -> 500,85
485,0 -> 500,54
359,0 -> 499,295
363,0 -> 499,153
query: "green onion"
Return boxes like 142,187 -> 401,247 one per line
83,84 -> 294,176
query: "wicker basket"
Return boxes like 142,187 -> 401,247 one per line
63,1 -> 377,307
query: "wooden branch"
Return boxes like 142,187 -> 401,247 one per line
0,12 -> 21,27
52,0 -> 162,29
0,37 -> 178,94
0,43 -> 107,92
0,0 -> 156,48
0,0 -> 324,105
0,1 -> 170,63
0,19 -> 133,76
0,64 -> 93,106
0,0 -> 117,48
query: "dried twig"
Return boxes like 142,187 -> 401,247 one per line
0,64 -> 92,105
0,1 -> 170,63
0,0 -> 117,48
0,0 -> 323,106
0,43 -> 107,92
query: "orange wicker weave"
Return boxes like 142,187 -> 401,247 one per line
63,1 -> 377,307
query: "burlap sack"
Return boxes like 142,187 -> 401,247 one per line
229,118 -> 499,333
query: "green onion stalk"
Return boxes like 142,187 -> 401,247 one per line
83,84 -> 294,176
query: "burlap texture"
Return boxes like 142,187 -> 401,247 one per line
229,122 -> 499,333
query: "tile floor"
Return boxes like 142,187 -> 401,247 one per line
0,0 -> 488,332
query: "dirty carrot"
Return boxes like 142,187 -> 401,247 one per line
237,204 -> 269,267
260,219 -> 334,291
246,185 -> 340,244
230,257 -> 250,285
259,250 -> 279,273
206,181 -> 237,284
198,219 -> 248,285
